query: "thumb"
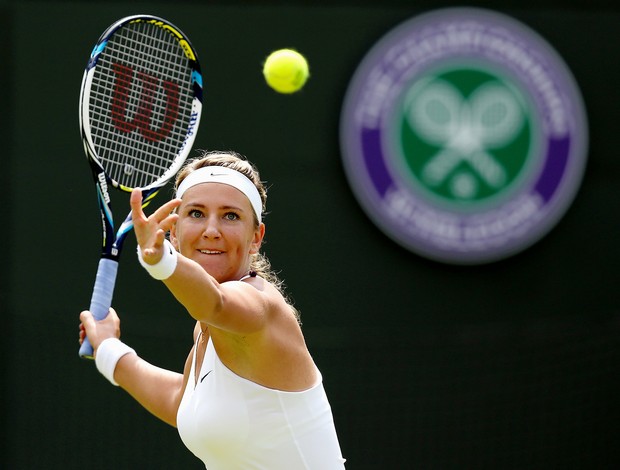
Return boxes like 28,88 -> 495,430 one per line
79,310 -> 98,334
79,310 -> 94,325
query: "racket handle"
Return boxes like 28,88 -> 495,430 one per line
79,258 -> 119,359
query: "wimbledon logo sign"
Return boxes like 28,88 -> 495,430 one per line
340,8 -> 588,264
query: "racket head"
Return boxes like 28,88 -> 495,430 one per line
79,15 -> 203,192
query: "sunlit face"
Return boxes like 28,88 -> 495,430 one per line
170,182 -> 264,282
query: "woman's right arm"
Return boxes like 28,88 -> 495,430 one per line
80,308 -> 193,428
112,352 -> 190,427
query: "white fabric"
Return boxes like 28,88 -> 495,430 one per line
177,334 -> 346,469
95,338 -> 135,386
176,166 -> 262,222
137,239 -> 178,280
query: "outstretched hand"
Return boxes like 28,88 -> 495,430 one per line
130,189 -> 181,265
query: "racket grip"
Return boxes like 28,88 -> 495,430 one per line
79,258 -> 119,359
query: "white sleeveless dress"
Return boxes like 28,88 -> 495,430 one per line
177,333 -> 346,469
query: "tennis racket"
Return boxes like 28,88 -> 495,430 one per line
78,15 -> 203,358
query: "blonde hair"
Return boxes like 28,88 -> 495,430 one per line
175,151 -> 297,319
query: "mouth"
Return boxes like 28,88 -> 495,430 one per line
199,249 -> 224,255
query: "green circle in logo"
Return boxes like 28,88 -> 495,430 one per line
390,67 -> 537,208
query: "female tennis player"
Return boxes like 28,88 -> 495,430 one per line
79,150 -> 346,469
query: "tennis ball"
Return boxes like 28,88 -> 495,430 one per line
262,49 -> 309,94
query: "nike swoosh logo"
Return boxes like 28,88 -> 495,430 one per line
200,370 -> 213,383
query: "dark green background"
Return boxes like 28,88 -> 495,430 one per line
1,1 -> 619,468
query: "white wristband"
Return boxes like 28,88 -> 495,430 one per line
95,338 -> 136,386
137,239 -> 178,280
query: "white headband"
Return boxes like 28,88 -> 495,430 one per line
176,166 -> 263,222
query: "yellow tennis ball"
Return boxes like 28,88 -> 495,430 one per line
262,49 -> 309,94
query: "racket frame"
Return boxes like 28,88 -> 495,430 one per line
78,15 -> 202,358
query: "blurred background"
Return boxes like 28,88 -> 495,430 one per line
1,0 -> 618,468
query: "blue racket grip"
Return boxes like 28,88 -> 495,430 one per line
79,258 -> 119,359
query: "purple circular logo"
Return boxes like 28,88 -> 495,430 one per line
340,8 -> 588,264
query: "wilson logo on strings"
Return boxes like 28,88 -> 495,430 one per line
110,62 -> 180,142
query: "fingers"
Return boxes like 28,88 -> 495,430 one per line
142,228 -> 167,255
79,308 -> 121,348
131,189 -> 180,228
78,323 -> 86,344
154,209 -> 180,234
79,310 -> 95,345
130,188 -> 147,223
131,190 -> 181,257
151,198 -> 182,225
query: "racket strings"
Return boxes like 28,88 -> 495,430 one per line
89,21 -> 195,189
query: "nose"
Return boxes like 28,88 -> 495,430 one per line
202,216 -> 221,239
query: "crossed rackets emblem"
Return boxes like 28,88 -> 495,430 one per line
404,79 -> 524,199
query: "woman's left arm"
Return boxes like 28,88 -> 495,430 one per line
163,260 -> 270,335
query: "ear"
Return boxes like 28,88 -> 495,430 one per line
249,223 -> 266,255
169,222 -> 179,251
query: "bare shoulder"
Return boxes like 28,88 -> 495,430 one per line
215,277 -> 315,390
213,274 -> 302,340
200,274 -> 289,337
245,275 -> 299,323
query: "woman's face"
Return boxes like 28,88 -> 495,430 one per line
171,182 -> 264,282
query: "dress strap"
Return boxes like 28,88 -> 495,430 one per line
239,270 -> 257,282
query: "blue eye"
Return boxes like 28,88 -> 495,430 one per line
224,212 -> 240,221
189,209 -> 203,218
